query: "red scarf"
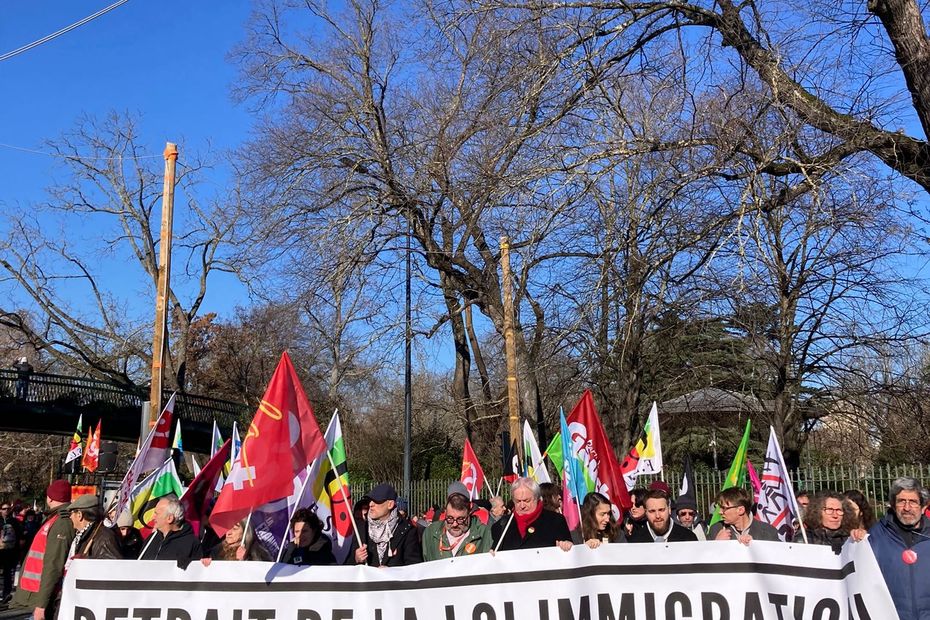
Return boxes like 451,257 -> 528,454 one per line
515,502 -> 544,538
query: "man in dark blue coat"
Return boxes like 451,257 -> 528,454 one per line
869,476 -> 930,620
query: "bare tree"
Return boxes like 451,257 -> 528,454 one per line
232,0 -> 608,451
0,113 -> 237,388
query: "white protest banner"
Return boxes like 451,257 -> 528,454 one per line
61,540 -> 896,620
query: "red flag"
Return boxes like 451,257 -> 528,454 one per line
461,439 -> 486,500
81,420 -> 101,473
566,390 -> 632,513
209,352 -> 326,535
180,439 -> 232,535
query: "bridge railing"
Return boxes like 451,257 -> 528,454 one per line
0,369 -> 248,428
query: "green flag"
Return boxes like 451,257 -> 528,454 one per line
546,432 -> 563,476
129,457 -> 184,529
708,419 -> 752,526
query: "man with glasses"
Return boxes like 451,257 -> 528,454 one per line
673,496 -> 706,541
423,483 -> 492,561
346,483 -> 422,566
0,501 -> 23,603
708,487 -> 780,544
868,476 -> 930,620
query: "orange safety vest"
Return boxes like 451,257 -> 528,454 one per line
19,513 -> 59,593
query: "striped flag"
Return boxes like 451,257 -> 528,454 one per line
620,401 -> 663,490
756,426 -> 804,542
322,412 -> 353,560
130,458 -> 184,530
65,414 -> 83,464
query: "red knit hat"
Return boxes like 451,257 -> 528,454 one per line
46,480 -> 72,503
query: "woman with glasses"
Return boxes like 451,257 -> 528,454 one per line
793,491 -> 865,553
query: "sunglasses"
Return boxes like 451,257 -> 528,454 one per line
677,510 -> 696,516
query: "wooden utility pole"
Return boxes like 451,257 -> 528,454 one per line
149,142 -> 178,425
500,236 -> 523,463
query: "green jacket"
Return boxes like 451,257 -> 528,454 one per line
422,517 -> 492,562
13,504 -> 75,611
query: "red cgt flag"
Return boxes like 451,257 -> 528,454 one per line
566,390 -> 632,513
209,352 -> 326,536
82,420 -> 101,473
461,439 -> 486,500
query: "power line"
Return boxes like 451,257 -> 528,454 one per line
0,0 -> 133,63
0,142 -> 163,160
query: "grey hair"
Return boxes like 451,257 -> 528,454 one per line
159,495 -> 185,523
889,477 -> 930,506
511,477 -> 541,500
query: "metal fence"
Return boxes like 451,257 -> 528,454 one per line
351,463 -> 930,515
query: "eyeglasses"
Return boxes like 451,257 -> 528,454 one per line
444,515 -> 468,525
720,505 -> 740,512
895,499 -> 922,508
822,507 -> 845,514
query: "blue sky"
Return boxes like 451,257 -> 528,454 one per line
0,0 -> 254,317
0,0 -> 456,371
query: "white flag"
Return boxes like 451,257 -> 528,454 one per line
522,420 -> 551,484
756,426 -> 804,542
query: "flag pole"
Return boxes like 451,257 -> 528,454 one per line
493,511 -> 515,553
276,464 -> 314,562
483,477 -> 495,498
495,478 -> 503,497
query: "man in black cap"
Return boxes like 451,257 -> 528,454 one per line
346,483 -> 421,566
673,496 -> 706,541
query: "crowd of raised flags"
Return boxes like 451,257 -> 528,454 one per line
61,351 -> 810,557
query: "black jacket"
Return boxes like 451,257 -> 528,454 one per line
626,521 -> 698,543
118,526 -> 144,559
345,519 -> 422,566
139,522 -> 203,564
281,532 -> 336,566
492,509 -> 572,551
74,522 -> 122,559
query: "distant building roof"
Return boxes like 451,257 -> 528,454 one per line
658,387 -> 774,416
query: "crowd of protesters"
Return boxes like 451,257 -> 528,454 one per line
1,475 -> 928,620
